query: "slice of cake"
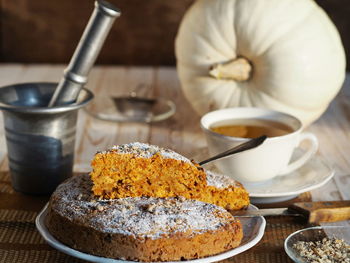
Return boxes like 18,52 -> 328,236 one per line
90,142 -> 249,210
204,170 -> 250,211
45,174 -> 243,261
90,142 -> 207,199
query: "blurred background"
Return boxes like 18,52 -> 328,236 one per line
0,0 -> 348,67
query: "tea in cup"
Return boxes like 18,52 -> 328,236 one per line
200,107 -> 318,183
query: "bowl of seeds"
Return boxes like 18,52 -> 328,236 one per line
285,226 -> 350,263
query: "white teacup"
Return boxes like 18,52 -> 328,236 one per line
200,107 -> 318,184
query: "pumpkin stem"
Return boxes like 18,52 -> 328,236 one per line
209,57 -> 252,81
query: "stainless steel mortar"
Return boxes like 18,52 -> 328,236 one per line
0,82 -> 93,194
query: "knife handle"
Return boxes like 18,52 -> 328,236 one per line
288,201 -> 350,224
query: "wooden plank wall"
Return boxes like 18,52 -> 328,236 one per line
0,0 -> 349,67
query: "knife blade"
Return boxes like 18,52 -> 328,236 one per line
230,201 -> 350,224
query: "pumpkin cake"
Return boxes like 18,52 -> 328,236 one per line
90,142 -> 249,210
45,174 -> 243,261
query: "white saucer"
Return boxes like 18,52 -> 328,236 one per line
244,149 -> 334,204
36,204 -> 265,263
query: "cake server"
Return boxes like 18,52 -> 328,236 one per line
230,201 -> 350,224
199,135 -> 267,166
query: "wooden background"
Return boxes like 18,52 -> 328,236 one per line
0,0 -> 349,67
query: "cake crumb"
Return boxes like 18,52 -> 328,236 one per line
96,204 -> 104,212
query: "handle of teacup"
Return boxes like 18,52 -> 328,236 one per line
279,132 -> 319,175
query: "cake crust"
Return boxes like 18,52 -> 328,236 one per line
45,175 -> 243,261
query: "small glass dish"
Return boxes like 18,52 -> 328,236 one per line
85,94 -> 176,123
284,226 -> 350,263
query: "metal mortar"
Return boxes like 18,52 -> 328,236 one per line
0,82 -> 93,195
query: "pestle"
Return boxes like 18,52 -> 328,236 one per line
48,0 -> 121,107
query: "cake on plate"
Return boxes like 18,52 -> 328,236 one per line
45,174 -> 243,261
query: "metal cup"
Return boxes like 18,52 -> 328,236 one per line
0,82 -> 93,195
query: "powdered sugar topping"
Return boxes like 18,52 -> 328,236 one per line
206,170 -> 242,189
50,175 -> 237,240
99,142 -> 191,164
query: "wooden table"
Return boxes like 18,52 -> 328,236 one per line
0,64 -> 349,262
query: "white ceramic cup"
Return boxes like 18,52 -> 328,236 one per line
200,107 -> 319,184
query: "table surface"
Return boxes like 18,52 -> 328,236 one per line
0,64 -> 349,262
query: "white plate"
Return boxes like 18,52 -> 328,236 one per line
245,149 -> 334,204
36,204 -> 266,263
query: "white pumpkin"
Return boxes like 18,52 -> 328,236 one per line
175,0 -> 346,126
